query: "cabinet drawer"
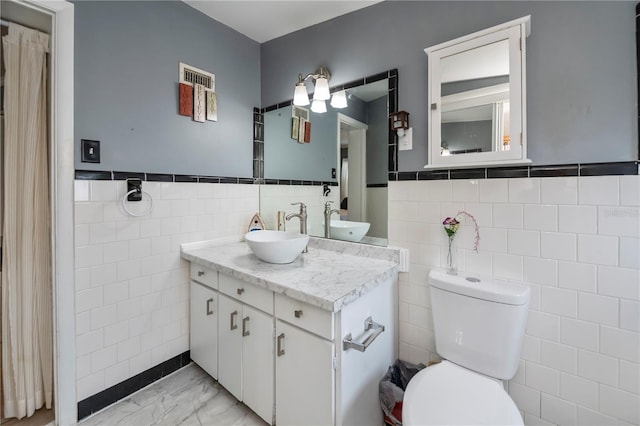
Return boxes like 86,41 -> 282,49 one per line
219,274 -> 273,314
275,293 -> 333,340
190,263 -> 218,289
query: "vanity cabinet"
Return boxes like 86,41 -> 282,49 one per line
189,264 -> 218,379
185,245 -> 399,426
217,274 -> 274,424
274,293 -> 335,425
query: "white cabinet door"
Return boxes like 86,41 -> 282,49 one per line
275,320 -> 334,426
218,293 -> 243,400
190,281 -> 218,379
242,305 -> 274,424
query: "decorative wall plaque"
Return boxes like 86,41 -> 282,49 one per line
206,91 -> 218,122
179,83 -> 193,116
193,83 -> 206,122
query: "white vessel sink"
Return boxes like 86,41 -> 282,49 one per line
330,220 -> 370,242
244,230 -> 309,264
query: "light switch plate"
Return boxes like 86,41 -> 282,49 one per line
81,139 -> 101,163
398,128 -> 413,151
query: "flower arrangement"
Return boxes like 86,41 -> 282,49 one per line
442,211 -> 480,274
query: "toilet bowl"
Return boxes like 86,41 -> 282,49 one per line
403,361 -> 522,425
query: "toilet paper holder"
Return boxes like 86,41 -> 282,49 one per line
342,316 -> 385,352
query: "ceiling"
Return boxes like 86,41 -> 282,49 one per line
183,1 -> 383,43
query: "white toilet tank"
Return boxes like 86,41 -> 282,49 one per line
429,270 -> 530,380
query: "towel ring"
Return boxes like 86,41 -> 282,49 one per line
121,189 -> 153,217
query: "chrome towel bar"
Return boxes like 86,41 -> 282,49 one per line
342,316 -> 385,352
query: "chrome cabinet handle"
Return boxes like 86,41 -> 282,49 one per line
197,270 -> 205,277
206,298 -> 214,315
230,310 -> 238,330
277,333 -> 285,356
294,309 -> 303,318
237,288 -> 245,295
242,316 -> 250,337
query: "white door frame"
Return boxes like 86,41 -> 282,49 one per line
336,113 -> 367,222
19,1 -> 77,424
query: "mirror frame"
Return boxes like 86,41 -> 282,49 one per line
255,69 -> 399,183
424,16 -> 531,169
254,70 -> 398,246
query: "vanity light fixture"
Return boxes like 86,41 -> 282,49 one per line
293,66 -> 347,112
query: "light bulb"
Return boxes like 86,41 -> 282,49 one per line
293,83 -> 310,106
313,77 -> 330,101
311,98 -> 327,113
330,91 -> 348,109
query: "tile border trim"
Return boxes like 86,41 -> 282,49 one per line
388,161 -> 639,181
75,170 -> 337,187
77,351 -> 191,421
78,161 -> 638,188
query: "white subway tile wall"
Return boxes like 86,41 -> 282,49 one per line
389,175 -> 640,426
74,180 -> 259,400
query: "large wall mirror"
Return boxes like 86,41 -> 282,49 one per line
425,16 -> 531,168
259,70 -> 397,246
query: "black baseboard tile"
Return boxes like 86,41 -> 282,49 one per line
398,171 -> 418,181
418,170 -> 449,180
113,171 -> 146,181
77,351 -> 190,421
487,166 -> 529,179
198,176 -> 220,184
367,183 -> 388,188
174,175 -> 199,183
450,168 -> 486,179
75,170 -> 112,180
146,173 -> 174,182
529,164 -> 578,178
579,161 -> 639,176
219,177 -> 239,184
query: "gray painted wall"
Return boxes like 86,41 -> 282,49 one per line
261,1 -> 637,170
366,96 -> 388,185
74,1 -> 260,176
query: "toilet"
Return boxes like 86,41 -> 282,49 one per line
403,269 -> 530,425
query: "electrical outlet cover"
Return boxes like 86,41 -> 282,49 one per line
398,128 -> 413,151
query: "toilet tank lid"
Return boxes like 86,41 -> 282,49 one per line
429,270 -> 530,305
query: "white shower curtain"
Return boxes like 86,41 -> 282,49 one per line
1,22 -> 53,420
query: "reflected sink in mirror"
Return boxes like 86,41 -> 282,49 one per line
244,230 -> 309,264
330,220 -> 370,243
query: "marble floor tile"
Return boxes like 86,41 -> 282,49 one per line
79,364 -> 267,426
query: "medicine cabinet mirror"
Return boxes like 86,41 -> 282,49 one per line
425,16 -> 531,168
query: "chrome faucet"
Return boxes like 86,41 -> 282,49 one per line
286,202 -> 308,252
323,201 -> 340,238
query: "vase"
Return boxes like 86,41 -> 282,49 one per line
446,235 -> 457,275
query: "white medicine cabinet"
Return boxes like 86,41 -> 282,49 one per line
425,16 -> 531,168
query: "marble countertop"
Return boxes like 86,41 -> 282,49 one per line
181,238 -> 400,312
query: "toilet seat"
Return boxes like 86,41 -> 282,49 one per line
403,361 -> 523,425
